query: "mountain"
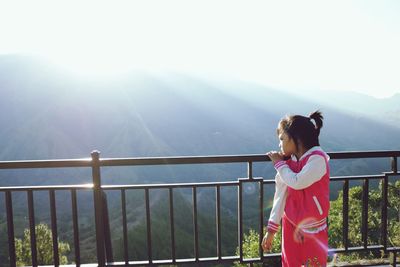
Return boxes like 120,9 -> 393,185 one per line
0,55 -> 399,264
1,55 -> 399,209
283,88 -> 400,129
1,56 -> 399,182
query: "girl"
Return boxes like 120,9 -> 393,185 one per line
261,111 -> 330,267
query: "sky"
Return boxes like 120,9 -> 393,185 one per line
0,0 -> 399,98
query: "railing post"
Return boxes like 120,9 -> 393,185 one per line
92,151 -> 106,267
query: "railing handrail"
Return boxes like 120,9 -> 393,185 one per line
0,150 -> 399,266
0,150 -> 398,169
0,158 -> 93,169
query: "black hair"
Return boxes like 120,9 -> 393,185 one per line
277,110 -> 324,150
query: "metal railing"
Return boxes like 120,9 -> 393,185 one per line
0,150 -> 399,266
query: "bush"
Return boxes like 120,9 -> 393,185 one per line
15,223 -> 70,266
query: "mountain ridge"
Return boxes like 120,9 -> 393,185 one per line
0,55 -> 399,177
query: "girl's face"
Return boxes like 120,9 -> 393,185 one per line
278,132 -> 297,157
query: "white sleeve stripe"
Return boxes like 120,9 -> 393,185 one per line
268,224 -> 279,230
274,161 -> 286,169
301,218 -> 327,228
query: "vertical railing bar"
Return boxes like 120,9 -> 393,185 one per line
391,156 -> 398,173
27,190 -> 38,266
342,180 -> 349,250
259,180 -> 264,259
5,191 -> 16,267
91,151 -> 106,266
238,181 -> 243,261
169,188 -> 176,263
102,192 -> 113,262
121,189 -> 129,264
390,155 -> 397,263
381,174 -> 388,249
392,155 -> 398,265
248,162 -> 253,180
71,189 -> 81,266
216,185 -> 222,260
145,188 -> 152,263
361,179 -> 369,249
193,187 -> 199,261
49,190 -> 60,266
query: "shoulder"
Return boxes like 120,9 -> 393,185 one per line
304,154 -> 328,173
302,149 -> 328,167
307,154 -> 327,164
306,147 -> 330,162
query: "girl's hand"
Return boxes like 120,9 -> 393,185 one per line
262,231 -> 275,252
266,151 -> 284,164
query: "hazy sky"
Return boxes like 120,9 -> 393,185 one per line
1,1 -> 399,98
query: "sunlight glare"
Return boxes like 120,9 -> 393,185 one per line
43,48 -> 143,77
0,1 -> 399,96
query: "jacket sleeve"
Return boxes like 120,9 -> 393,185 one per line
267,172 -> 287,233
274,155 -> 327,190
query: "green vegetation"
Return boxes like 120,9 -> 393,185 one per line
15,223 -> 70,266
329,180 -> 400,264
234,181 -> 400,265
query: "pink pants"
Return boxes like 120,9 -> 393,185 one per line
281,216 -> 328,267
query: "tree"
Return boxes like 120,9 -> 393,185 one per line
15,223 -> 70,266
387,180 -> 400,248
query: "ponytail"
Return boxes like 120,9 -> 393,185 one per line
309,110 -> 323,136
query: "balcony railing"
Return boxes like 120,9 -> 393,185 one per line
0,150 -> 399,266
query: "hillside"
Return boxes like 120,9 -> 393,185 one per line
1,56 -> 399,160
0,56 -> 399,187
0,55 -> 399,264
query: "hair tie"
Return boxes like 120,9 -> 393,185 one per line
309,117 -> 317,129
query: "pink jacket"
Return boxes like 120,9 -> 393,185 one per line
267,146 -> 330,233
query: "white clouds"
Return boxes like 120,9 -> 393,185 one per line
0,0 -> 399,97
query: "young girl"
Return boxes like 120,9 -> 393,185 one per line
261,111 -> 330,266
